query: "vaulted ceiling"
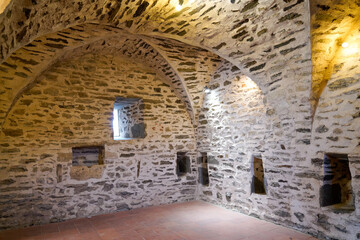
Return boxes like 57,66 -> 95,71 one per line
0,0 -> 312,129
3,0 -> 356,129
310,0 -> 360,114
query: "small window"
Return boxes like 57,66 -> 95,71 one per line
113,97 -> 145,140
320,153 -> 354,211
72,146 -> 104,166
251,155 -> 266,194
198,152 -> 209,186
177,152 -> 191,176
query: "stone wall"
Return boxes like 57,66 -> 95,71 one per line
0,53 -> 197,229
196,69 -> 274,218
309,61 -> 360,239
0,27 -> 198,129
196,59 -> 360,239
0,1 -> 359,239
0,0 -> 313,127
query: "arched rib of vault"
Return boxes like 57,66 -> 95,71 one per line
0,0 -> 11,15
0,24 -> 126,126
0,24 -> 196,129
0,0 -> 311,92
143,36 -> 223,124
60,34 -> 196,123
0,0 -> 313,139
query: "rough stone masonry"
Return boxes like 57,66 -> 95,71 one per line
0,0 -> 359,240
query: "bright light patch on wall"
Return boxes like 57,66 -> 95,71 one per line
243,76 -> 258,89
341,42 -> 359,56
172,0 -> 184,11
0,0 -> 11,15
113,109 -> 120,138
204,86 -> 211,94
204,86 -> 219,106
176,4 -> 182,11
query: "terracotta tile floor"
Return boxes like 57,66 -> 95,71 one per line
0,201 -> 320,240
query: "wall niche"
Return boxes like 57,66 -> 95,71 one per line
251,155 -> 266,194
70,145 -> 105,180
198,152 -> 209,186
177,152 -> 191,177
320,153 -> 354,212
72,146 -> 104,166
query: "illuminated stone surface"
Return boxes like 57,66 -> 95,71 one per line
0,1 -> 359,239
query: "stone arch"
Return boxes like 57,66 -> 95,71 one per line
0,1 -> 314,172
196,62 -> 278,216
0,52 -> 198,229
0,0 -> 311,92
0,23 -> 205,129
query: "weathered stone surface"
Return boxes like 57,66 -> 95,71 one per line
0,179 -> 15,185
131,123 -> 146,138
328,78 -> 359,91
2,129 -> 23,137
0,54 -> 197,229
70,166 -> 104,181
0,0 -> 358,239
294,212 -> 305,222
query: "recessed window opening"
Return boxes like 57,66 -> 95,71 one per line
113,97 -> 145,140
198,152 -> 209,186
177,152 -> 191,177
320,153 -> 354,211
72,146 -> 104,166
251,155 -> 266,194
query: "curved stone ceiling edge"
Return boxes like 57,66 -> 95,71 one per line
1,25 -> 209,129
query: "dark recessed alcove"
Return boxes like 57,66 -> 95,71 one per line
320,153 -> 354,211
251,155 -> 266,194
72,146 -> 105,166
198,152 -> 209,186
177,152 -> 190,176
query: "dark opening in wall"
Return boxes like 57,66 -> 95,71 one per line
251,155 -> 266,194
113,97 -> 145,140
72,146 -> 105,166
137,161 -> 141,178
320,153 -> 354,211
56,164 -> 62,183
198,152 -> 209,185
177,152 -> 191,176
